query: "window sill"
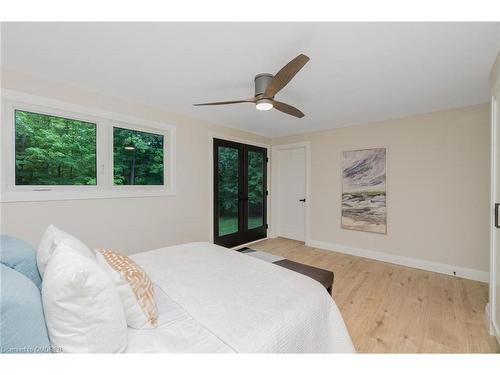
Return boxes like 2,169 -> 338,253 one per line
0,188 -> 176,203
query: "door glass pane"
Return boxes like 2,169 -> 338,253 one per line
247,151 -> 264,230
218,146 -> 239,236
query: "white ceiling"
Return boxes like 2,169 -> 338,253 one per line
1,22 -> 499,138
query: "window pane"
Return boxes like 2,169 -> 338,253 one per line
218,146 -> 239,236
15,110 -> 97,186
113,127 -> 164,185
247,151 -> 264,230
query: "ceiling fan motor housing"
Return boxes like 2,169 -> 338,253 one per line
254,73 -> 274,97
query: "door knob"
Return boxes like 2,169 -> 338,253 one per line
299,199 -> 306,202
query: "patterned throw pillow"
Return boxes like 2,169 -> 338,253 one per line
95,249 -> 158,329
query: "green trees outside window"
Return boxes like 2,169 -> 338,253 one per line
15,110 -> 97,185
14,110 -> 166,188
113,127 -> 164,185
247,151 -> 264,229
217,146 -> 239,236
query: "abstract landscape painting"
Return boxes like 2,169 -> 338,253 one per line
342,148 -> 387,234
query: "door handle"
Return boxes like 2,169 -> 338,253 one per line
495,203 -> 500,228
299,199 -> 306,202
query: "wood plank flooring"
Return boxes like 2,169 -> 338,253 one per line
251,237 -> 499,353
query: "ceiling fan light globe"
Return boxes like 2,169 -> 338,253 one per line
255,99 -> 273,111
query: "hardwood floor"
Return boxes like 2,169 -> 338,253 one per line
251,237 -> 500,353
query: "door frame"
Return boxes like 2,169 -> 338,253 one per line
271,142 -> 311,243
208,132 -> 270,246
490,96 -> 499,340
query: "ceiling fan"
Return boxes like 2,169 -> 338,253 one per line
194,54 -> 310,118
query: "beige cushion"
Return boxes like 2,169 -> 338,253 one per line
95,249 -> 158,329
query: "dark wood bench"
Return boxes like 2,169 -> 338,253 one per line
274,259 -> 334,294
237,247 -> 334,293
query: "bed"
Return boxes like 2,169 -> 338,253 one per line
1,236 -> 354,353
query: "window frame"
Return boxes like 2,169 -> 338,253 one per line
1,90 -> 176,202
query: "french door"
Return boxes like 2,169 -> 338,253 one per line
214,138 -> 267,248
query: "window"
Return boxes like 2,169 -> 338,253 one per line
113,127 -> 164,186
1,92 -> 176,202
15,110 -> 97,186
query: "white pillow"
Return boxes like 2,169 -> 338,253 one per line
95,249 -> 158,329
37,224 -> 94,277
42,242 -> 128,353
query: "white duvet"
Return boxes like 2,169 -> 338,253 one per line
129,242 -> 354,353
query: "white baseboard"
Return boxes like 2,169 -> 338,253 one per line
306,239 -> 489,283
485,303 -> 500,346
495,321 -> 500,346
486,303 -> 492,334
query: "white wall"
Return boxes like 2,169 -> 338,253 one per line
0,70 -> 270,254
272,104 -> 491,280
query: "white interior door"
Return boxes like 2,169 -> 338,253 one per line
277,147 -> 306,241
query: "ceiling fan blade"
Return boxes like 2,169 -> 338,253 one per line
264,54 -> 310,98
272,100 -> 305,118
193,99 -> 255,106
